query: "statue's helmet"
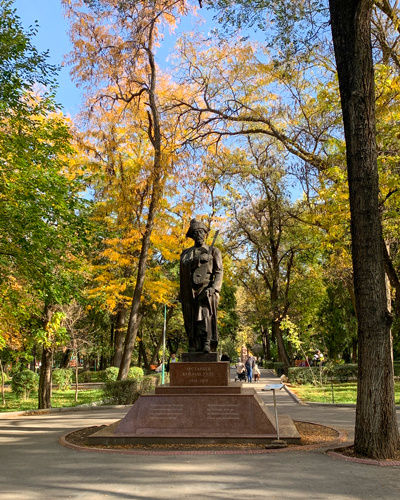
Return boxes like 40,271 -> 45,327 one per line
186,219 -> 209,238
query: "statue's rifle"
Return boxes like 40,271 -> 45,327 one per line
208,230 -> 219,256
192,230 -> 219,285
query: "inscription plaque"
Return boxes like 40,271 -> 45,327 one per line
114,393 -> 277,436
170,362 -> 229,386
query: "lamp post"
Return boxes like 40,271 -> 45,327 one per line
161,303 -> 167,385
161,300 -> 179,385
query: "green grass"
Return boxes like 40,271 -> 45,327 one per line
290,381 -> 400,404
0,388 -> 104,412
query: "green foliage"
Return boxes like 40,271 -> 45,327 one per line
10,369 -> 39,399
206,0 -> 328,60
317,283 -> 357,360
0,0 -> 58,111
394,362 -> 400,377
100,366 -> 119,382
330,364 -> 358,382
127,366 -> 144,381
292,382 -> 400,405
218,280 -> 239,341
141,375 -> 158,392
102,379 -> 141,405
273,362 -> 285,374
288,364 -> 358,385
52,368 -> 73,390
263,361 -> 275,369
0,388 -> 103,412
0,1 -> 90,352
78,371 -> 92,383
102,374 -> 159,405
288,366 -> 326,385
0,371 -> 9,383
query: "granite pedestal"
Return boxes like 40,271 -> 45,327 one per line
89,358 -> 300,445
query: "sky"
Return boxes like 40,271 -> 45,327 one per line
12,0 -> 215,118
14,0 -> 82,116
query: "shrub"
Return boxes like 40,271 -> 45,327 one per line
273,362 -> 285,375
0,371 -> 9,384
140,375 -> 155,393
78,371 -> 92,383
11,370 -> 39,399
288,367 -> 322,385
52,368 -> 74,390
102,374 -> 158,405
393,362 -> 400,377
331,364 -> 358,382
100,367 -> 119,382
128,366 -> 144,381
263,361 -> 275,369
288,364 -> 358,385
102,379 -> 141,405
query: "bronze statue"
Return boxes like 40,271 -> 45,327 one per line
180,219 -> 223,353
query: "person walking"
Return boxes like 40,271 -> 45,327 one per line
245,352 -> 255,383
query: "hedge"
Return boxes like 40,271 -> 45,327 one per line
11,370 -> 39,399
102,374 -> 158,405
263,361 -> 275,369
100,366 -> 119,382
128,366 -> 144,381
78,371 -> 92,383
288,364 -> 358,385
52,368 -> 74,390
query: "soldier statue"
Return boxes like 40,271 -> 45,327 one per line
180,219 -> 223,353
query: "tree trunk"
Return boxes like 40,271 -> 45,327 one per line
83,357 -> 91,372
113,307 -> 127,367
0,359 -> 5,406
329,0 -> 399,458
261,324 -> 271,360
352,338 -> 358,364
38,347 -> 53,409
100,355 -> 107,371
139,340 -> 150,372
150,331 -> 164,366
75,362 -> 79,403
117,26 -> 164,379
271,281 -> 290,367
60,349 -> 72,369
272,319 -> 290,368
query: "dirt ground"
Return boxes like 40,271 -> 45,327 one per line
64,420 -> 340,452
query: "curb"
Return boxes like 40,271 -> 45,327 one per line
282,385 -> 400,409
0,404 -> 129,419
283,384 -> 307,405
326,447 -> 400,467
59,421 -> 348,456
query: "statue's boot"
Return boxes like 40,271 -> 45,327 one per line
203,341 -> 210,353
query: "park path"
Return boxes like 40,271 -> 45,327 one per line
0,367 -> 399,500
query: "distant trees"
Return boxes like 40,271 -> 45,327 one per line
0,1 -> 90,408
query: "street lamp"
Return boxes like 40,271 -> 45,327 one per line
161,300 -> 179,385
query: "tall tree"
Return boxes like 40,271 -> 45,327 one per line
64,0 -> 195,378
204,0 -> 400,459
329,0 -> 399,459
0,1 -> 90,407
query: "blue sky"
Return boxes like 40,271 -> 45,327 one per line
14,0 -> 81,116
12,1 -> 217,118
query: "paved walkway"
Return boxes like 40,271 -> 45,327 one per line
1,368 -> 400,499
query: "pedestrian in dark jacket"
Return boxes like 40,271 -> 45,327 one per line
245,353 -> 255,383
